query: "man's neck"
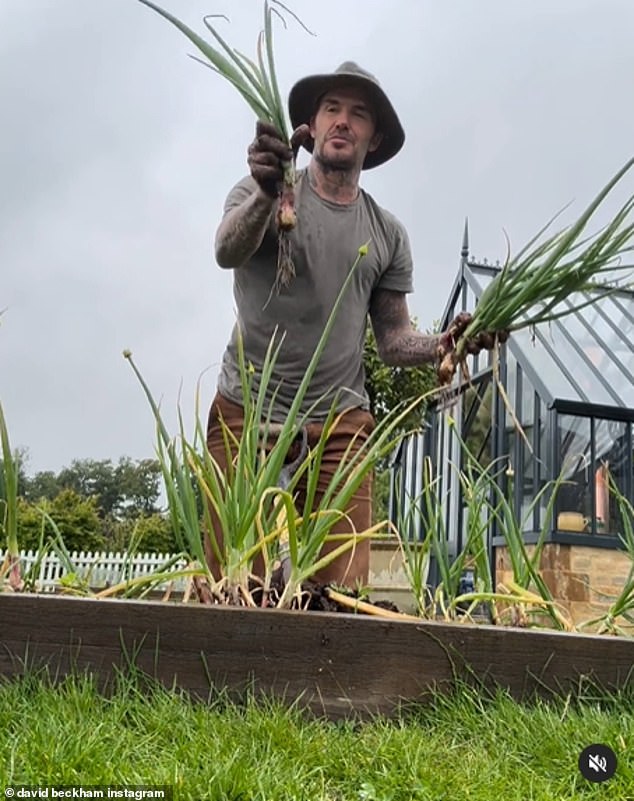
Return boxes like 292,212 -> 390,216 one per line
307,161 -> 361,204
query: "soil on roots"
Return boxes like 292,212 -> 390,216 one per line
249,571 -> 402,614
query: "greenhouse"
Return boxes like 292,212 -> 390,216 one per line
390,225 -> 634,602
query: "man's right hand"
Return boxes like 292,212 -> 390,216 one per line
247,121 -> 311,198
247,121 -> 293,198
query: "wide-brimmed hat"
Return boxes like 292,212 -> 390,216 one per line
288,61 -> 405,170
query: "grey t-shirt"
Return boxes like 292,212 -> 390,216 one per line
217,169 -> 414,422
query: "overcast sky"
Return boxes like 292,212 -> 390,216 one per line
2,0 -> 633,476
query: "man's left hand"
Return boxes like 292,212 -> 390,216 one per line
439,312 -> 509,357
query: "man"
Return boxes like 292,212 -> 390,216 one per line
207,62 -> 498,589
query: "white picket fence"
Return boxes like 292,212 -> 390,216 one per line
4,549 -> 189,593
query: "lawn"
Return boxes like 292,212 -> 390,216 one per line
0,671 -> 632,800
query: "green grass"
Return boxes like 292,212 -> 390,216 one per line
1,672 -> 633,800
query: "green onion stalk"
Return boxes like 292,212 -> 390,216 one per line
439,157 -> 634,385
137,0 -> 313,290
0,400 -> 21,591
124,243 -> 435,613
578,476 -> 634,635
125,245 -> 386,607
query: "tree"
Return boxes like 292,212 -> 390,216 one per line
14,457 -> 164,555
21,470 -> 60,503
114,457 -> 162,518
26,457 -> 162,520
109,513 -> 179,555
17,489 -> 105,553
57,459 -> 123,518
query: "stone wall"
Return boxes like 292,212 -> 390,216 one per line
495,543 -> 633,631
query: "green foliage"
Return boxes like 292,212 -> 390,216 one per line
8,456 -> 171,557
116,457 -> 163,517
371,467 -> 391,526
395,421 -> 571,628
21,469 -> 59,503
108,513 -> 179,555
22,457 -> 162,520
138,0 -> 312,143
17,489 -> 105,553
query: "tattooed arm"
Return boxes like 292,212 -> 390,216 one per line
215,121 -> 311,270
214,189 -> 275,270
369,288 -> 442,367
370,289 -> 504,368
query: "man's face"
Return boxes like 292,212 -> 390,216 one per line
309,86 -> 383,172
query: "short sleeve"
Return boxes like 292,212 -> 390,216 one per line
375,215 -> 414,293
222,175 -> 260,216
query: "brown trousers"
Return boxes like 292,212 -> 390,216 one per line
204,392 -> 375,588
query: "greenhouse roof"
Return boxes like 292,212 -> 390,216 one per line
442,259 -> 634,416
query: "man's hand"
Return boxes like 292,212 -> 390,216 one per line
438,311 -> 509,357
247,120 -> 310,198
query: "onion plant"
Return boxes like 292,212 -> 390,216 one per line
396,418 -> 573,629
469,456 -> 573,631
0,400 -> 21,590
439,157 -> 634,384
579,476 -> 634,635
393,457 -> 442,616
272,385 -> 429,609
137,0 -> 313,290
394,448 -> 498,622
125,244 -> 426,608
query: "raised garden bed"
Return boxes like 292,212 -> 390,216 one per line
2,594 -> 634,720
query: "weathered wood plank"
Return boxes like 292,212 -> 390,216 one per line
1,594 -> 633,719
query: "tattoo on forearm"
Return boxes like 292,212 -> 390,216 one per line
382,330 -> 441,366
370,288 -> 441,367
215,191 -> 274,269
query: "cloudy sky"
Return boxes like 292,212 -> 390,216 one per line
2,0 -> 633,476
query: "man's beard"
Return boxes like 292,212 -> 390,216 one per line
315,146 -> 356,174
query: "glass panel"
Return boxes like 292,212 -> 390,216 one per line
583,296 -> 634,393
501,355 -> 517,514
510,328 -> 581,403
462,379 -> 493,469
556,415 -> 592,529
595,419 -> 629,536
555,296 -> 634,406
467,266 -> 634,407
467,266 -> 494,297
444,299 -> 457,330
468,325 -> 498,379
520,373 -> 535,426
555,415 -> 629,534
505,352 -> 517,412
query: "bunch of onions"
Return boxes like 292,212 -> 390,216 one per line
138,0 -> 312,289
438,156 -> 634,385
